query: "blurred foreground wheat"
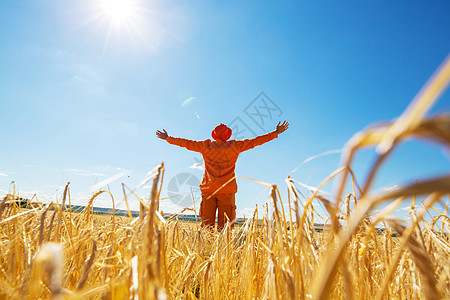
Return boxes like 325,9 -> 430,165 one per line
1,55 -> 450,299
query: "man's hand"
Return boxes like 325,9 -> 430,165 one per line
276,120 -> 289,134
156,129 -> 168,140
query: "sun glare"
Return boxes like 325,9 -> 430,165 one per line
83,0 -> 164,52
101,0 -> 135,23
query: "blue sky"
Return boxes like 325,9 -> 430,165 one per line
1,0 -> 449,219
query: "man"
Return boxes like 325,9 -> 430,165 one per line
156,120 -> 289,230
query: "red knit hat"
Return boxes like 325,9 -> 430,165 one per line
211,124 -> 232,141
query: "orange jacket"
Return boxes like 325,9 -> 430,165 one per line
167,131 -> 278,196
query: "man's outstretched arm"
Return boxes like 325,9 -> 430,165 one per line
156,129 -> 206,152
235,120 -> 289,152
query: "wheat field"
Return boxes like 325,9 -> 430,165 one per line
1,56 -> 450,299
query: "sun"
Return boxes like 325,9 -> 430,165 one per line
100,0 -> 136,24
79,0 -> 164,52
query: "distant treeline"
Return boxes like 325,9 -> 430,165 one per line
6,197 -> 395,234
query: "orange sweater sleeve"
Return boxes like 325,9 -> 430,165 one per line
235,131 -> 278,152
166,136 -> 207,153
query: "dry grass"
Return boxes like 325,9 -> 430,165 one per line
1,54 -> 450,299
